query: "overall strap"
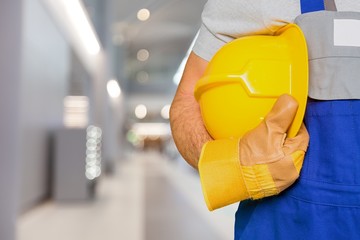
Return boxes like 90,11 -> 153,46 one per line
300,0 -> 337,14
300,0 -> 325,14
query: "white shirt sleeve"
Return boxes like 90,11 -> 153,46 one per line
192,0 -> 299,61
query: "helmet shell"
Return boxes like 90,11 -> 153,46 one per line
194,24 -> 308,139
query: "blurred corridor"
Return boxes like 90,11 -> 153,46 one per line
0,0 -> 239,239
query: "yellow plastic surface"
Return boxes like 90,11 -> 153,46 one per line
198,139 -> 249,211
194,24 -> 308,139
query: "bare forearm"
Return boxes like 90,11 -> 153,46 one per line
169,52 -> 211,169
170,92 -> 212,168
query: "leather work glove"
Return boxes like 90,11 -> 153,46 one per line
198,94 -> 309,211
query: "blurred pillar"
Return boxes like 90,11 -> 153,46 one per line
101,0 -> 126,172
104,96 -> 124,173
0,1 -> 23,239
82,0 -> 107,129
92,52 -> 106,128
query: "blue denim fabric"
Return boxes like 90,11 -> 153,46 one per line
234,100 -> 360,239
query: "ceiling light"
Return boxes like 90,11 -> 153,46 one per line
62,0 -> 100,55
161,104 -> 171,119
136,71 -> 149,83
137,8 -> 150,21
135,104 -> 147,119
107,79 -> 121,98
137,49 -> 149,61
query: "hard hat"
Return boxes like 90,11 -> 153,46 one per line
194,23 -> 308,139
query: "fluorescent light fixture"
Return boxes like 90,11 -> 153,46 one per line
107,79 -> 121,98
63,96 -> 89,128
132,123 -> 171,137
62,0 -> 100,55
63,96 -> 89,108
173,31 -> 199,85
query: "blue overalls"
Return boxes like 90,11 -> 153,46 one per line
234,1 -> 360,239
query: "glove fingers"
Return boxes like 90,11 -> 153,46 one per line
264,94 -> 299,135
241,95 -> 300,162
283,123 -> 309,155
266,124 -> 308,193
267,152 -> 304,192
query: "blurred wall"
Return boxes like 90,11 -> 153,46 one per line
18,0 -> 70,212
0,1 -> 23,239
0,0 -> 112,238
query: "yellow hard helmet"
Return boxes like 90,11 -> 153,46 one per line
194,23 -> 308,139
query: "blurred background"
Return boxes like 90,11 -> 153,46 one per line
0,0 -> 237,239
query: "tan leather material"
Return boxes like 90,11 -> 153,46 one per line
283,124 -> 309,155
239,94 -> 309,194
239,94 -> 301,166
267,154 -> 300,192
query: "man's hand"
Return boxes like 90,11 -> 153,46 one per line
170,52 -> 212,169
198,94 -> 309,210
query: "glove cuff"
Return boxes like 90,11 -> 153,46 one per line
198,138 -> 249,211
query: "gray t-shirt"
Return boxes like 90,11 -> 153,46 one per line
193,0 -> 360,61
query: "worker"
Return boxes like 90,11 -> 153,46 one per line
170,0 -> 360,239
